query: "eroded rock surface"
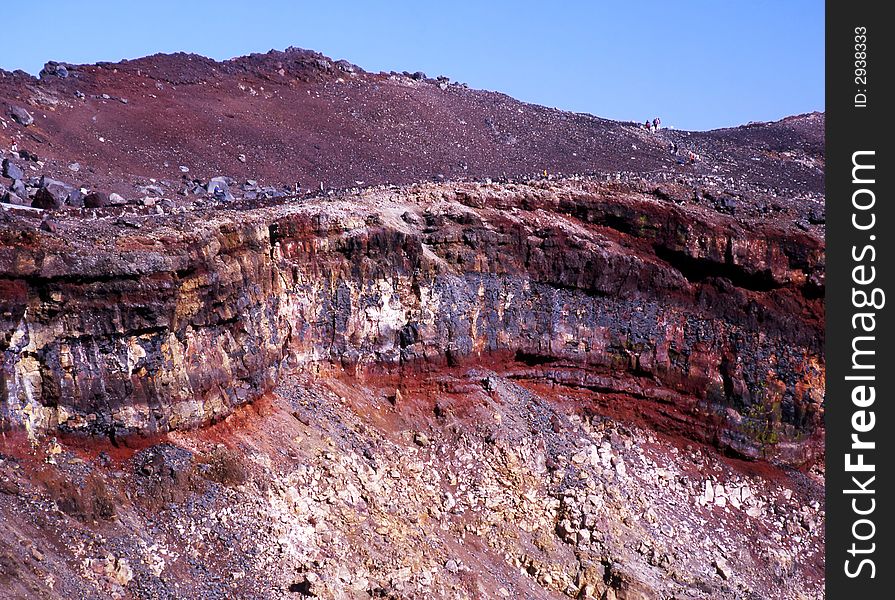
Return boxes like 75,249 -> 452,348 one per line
0,370 -> 824,599
1,178 -> 823,466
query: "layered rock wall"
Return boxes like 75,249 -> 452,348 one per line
0,180 -> 824,463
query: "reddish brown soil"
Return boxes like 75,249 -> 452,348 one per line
1,48 -> 823,198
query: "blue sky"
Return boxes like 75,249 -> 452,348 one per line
1,1 -> 823,131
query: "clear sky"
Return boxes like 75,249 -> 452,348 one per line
1,1 -> 823,131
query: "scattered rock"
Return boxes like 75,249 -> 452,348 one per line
116,215 -> 142,228
137,184 -> 165,197
713,557 -> 732,580
335,59 -> 357,73
108,192 -> 128,205
0,478 -> 20,495
66,188 -> 85,208
717,196 -> 738,213
104,555 -> 134,586
288,574 -> 319,596
18,149 -> 38,162
389,389 -> 403,405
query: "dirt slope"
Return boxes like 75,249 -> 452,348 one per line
1,48 -> 823,198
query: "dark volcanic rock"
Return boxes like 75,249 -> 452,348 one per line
84,191 -> 111,208
39,217 -> 58,232
808,206 -> 825,224
40,61 -> 70,78
31,187 -> 66,209
31,178 -> 75,209
66,188 -> 84,208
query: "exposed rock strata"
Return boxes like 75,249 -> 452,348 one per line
0,178 -> 824,466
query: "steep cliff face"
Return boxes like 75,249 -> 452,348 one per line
0,220 -> 282,434
0,178 -> 824,465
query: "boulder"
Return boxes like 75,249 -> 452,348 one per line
32,188 -> 65,209
8,106 -> 34,127
207,176 -> 234,202
713,557 -> 732,580
807,206 -> 825,224
116,215 -> 141,228
66,188 -> 85,208
32,178 -> 75,209
109,192 -> 128,205
717,196 -> 738,214
40,61 -> 69,78
10,179 -> 27,197
1,190 -> 26,206
2,159 -> 24,180
335,60 -> 358,74
84,191 -> 111,208
137,184 -> 165,197
39,176 -> 69,188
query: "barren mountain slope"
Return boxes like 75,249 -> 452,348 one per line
1,48 -> 822,197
